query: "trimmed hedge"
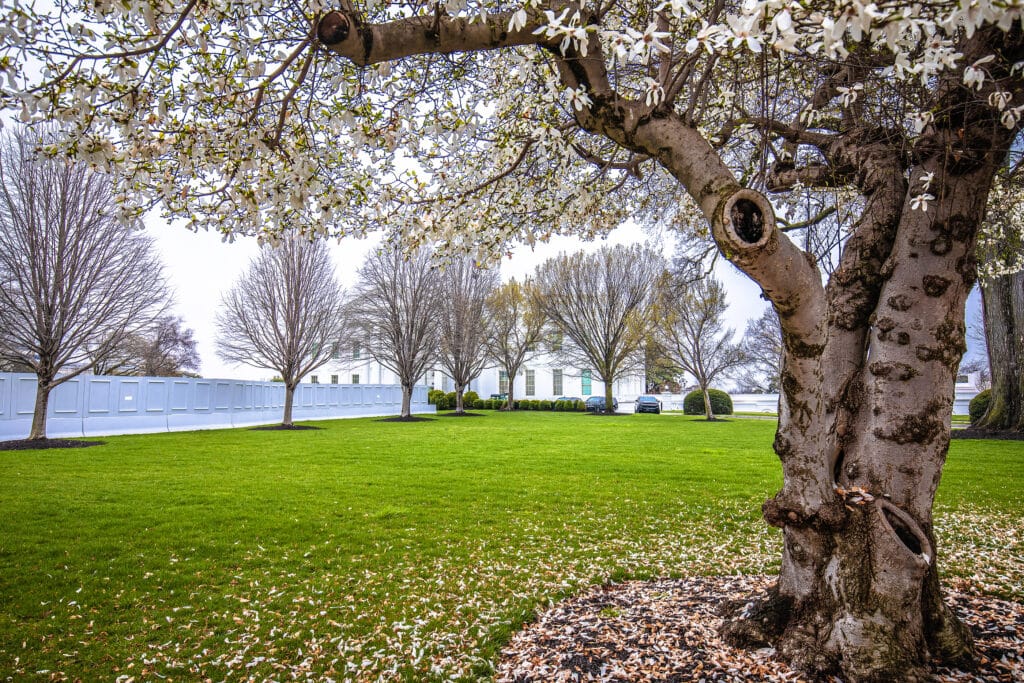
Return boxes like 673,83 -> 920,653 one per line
683,389 -> 733,416
969,389 -> 992,424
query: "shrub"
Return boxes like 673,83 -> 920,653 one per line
531,400 -> 542,410
573,400 -> 585,412
683,389 -> 733,416
463,390 -> 480,406
540,400 -> 552,410
428,389 -> 445,406
553,400 -> 564,412
444,392 -> 457,410
969,389 -> 992,424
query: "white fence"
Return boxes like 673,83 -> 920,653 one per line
0,372 -> 433,441
655,374 -> 982,416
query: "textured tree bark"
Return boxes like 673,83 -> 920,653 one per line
604,381 -> 615,415
28,379 -> 52,440
976,271 -> 1024,431
505,372 -> 517,412
400,382 -> 413,418
455,382 -> 466,414
282,383 -> 296,426
701,386 -> 714,421
718,158 -> 996,680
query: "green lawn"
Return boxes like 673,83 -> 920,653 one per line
1,413 -> 1021,681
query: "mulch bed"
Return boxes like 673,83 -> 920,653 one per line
249,424 -> 322,431
376,416 -> 435,423
496,576 -> 1023,682
0,438 -> 104,451
437,412 -> 486,417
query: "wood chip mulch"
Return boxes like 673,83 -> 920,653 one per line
496,576 -> 1023,682
0,438 -> 104,451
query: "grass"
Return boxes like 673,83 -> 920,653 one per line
1,412 -> 1021,681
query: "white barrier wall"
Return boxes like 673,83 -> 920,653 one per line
0,373 -> 433,441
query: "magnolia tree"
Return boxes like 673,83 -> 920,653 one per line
5,0 -> 1024,679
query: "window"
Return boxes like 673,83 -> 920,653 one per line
581,369 -> 591,395
550,332 -> 563,352
352,343 -> 361,360
330,374 -> 338,384
330,342 -> 340,360
351,374 -> 360,384
310,375 -> 319,384
525,369 -> 536,396
499,370 -> 509,394
552,369 -> 563,395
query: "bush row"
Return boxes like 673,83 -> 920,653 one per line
427,389 -> 586,412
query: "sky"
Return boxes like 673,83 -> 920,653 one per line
149,218 -> 771,382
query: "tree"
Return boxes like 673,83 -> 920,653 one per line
349,245 -> 442,419
215,237 -> 348,426
533,245 -> 662,414
0,126 -> 167,440
92,315 -> 200,377
437,257 -> 499,414
9,1 -> 1024,677
971,175 -> 1024,432
484,278 -> 546,411
974,270 -> 1024,431
657,276 -> 745,420
734,308 -> 784,394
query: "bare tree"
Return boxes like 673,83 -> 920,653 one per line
484,278 -> 547,411
734,308 -> 784,394
0,127 -> 168,440
438,257 -> 499,414
92,315 -> 200,377
485,278 -> 546,410
216,237 -> 348,426
533,245 -> 663,414
658,276 -> 746,420
349,245 -> 442,419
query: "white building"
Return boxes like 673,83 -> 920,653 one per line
305,342 -> 645,403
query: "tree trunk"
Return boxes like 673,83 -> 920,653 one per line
604,380 -> 614,415
701,385 -> 715,421
505,372 -> 516,411
454,383 -> 466,414
282,383 -> 296,426
718,158 -> 993,681
975,270 -> 1024,431
28,378 -> 52,440
400,383 -> 412,418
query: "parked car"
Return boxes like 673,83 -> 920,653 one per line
585,396 -> 619,413
554,396 -> 581,404
634,395 -> 663,414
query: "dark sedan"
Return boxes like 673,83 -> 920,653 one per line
634,395 -> 663,414
585,396 -> 619,413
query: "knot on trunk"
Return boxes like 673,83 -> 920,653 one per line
763,492 -> 846,531
712,188 -> 776,258
317,11 -> 351,44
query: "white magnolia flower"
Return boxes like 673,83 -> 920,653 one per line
1001,105 -> 1024,129
989,90 -> 1013,110
507,8 -> 528,33
727,13 -> 763,52
643,77 -> 665,107
837,83 -> 863,107
567,85 -> 593,111
919,171 -> 935,191
685,22 -> 720,54
963,54 -> 996,90
911,111 -> 934,134
910,193 -> 935,212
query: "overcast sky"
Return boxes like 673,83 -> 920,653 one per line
149,217 -> 772,381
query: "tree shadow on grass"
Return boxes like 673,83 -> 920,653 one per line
376,416 -> 436,423
436,412 -> 486,418
0,438 -> 105,451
